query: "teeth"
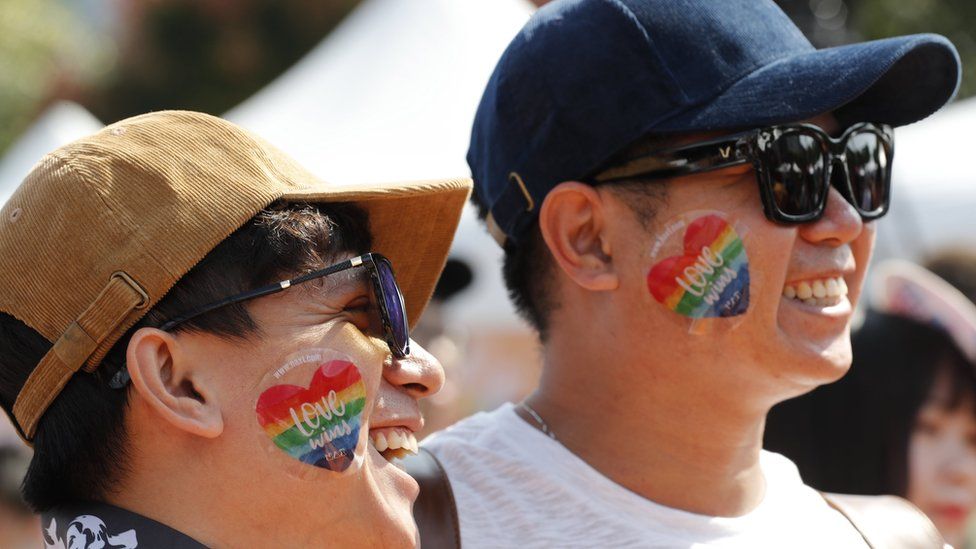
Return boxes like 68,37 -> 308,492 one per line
782,276 -> 848,306
388,430 -> 403,450
369,429 -> 419,461
825,278 -> 839,297
812,280 -> 826,298
406,433 -> 418,453
796,281 -> 813,299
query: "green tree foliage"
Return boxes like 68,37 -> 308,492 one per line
1,0 -> 971,158
84,0 -> 360,125
853,0 -> 974,100
0,0 -> 359,157
0,0 -> 113,154
776,0 -> 973,101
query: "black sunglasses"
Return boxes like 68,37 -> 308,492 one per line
109,253 -> 409,389
593,122 -> 894,224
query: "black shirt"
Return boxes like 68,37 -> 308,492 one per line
41,501 -> 206,548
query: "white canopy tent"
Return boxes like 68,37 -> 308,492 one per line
226,0 -> 536,328
0,101 -> 103,206
874,96 -> 976,261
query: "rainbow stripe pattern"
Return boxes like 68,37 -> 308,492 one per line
256,360 -> 366,472
647,214 -> 749,318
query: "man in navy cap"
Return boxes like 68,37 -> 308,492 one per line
423,0 -> 961,546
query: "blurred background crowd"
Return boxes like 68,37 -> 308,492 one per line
1,0 -> 975,547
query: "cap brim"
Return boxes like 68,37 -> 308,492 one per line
657,33 -> 961,132
283,178 -> 471,328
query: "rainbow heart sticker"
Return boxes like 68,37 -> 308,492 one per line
255,360 -> 366,472
647,214 -> 749,318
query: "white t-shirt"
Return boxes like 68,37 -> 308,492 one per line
423,403 -> 869,548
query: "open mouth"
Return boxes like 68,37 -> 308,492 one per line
368,427 -> 419,462
782,276 -> 848,307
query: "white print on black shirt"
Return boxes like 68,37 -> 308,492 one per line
43,515 -> 138,549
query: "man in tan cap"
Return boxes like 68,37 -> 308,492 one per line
0,110 -> 470,547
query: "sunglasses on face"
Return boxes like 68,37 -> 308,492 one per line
593,122 -> 894,224
109,253 -> 409,389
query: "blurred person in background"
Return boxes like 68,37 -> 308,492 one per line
410,257 -> 475,436
420,0 -> 961,547
0,418 -> 39,549
0,111 -> 469,547
766,260 -> 976,548
926,249 -> 976,305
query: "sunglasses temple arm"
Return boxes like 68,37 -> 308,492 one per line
110,258 -> 368,389
594,135 -> 751,183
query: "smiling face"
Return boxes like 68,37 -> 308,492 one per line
168,259 -> 443,547
599,115 -> 876,403
907,369 -> 976,547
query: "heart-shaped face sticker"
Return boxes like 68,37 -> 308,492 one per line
647,214 -> 750,318
256,360 -> 366,472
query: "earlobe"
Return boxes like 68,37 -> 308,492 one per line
538,181 -> 619,291
126,328 -> 224,438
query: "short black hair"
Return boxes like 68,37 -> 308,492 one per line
471,134 -> 674,340
0,201 -> 371,511
765,311 -> 976,496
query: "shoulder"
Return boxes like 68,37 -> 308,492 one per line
422,404 -> 606,546
422,404 -> 532,499
423,403 -> 519,457
822,493 -> 946,548
423,403 -> 541,497
761,451 -> 945,547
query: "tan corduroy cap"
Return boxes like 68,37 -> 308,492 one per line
0,110 -> 471,441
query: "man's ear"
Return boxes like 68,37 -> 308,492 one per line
126,327 -> 223,438
538,181 -> 618,291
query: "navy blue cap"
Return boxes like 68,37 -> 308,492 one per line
469,0 -> 962,247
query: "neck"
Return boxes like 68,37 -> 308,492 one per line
531,337 -> 774,517
107,457 -> 256,546
107,440 -> 313,546
109,447 -> 391,547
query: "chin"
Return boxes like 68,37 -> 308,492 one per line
362,449 -> 421,548
794,333 -> 852,385
780,329 -> 853,389
770,297 -> 856,389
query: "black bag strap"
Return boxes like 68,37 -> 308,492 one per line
403,447 -> 461,549
821,492 -> 945,548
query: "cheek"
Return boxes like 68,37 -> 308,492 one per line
907,434 -> 935,504
908,430 -> 947,494
909,433 -> 933,478
641,211 -> 752,324
847,223 -> 877,301
744,229 -> 795,286
247,339 -> 382,478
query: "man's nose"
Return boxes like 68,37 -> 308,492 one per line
796,186 -> 864,245
383,340 -> 446,399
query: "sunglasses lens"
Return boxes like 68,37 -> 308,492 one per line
376,259 -> 409,356
845,131 -> 889,214
766,133 -> 828,217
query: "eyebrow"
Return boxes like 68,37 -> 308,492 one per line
294,266 -> 369,300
